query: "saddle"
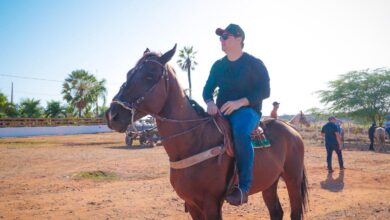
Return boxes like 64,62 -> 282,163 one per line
170,114 -> 272,169
213,114 -> 271,158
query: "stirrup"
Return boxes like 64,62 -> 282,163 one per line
238,187 -> 244,205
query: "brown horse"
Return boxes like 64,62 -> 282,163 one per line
106,45 -> 308,220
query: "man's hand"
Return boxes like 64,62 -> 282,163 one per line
220,98 -> 249,115
207,101 -> 219,116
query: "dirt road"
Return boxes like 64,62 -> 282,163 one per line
0,133 -> 389,219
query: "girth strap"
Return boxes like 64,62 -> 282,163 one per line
170,145 -> 225,169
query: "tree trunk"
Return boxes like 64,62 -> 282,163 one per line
96,100 -> 99,118
187,68 -> 192,98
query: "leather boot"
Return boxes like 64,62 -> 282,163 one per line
226,187 -> 248,206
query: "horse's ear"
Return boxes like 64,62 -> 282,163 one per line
144,48 -> 150,54
159,44 -> 177,65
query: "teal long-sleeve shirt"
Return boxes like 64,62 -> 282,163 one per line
202,52 -> 270,114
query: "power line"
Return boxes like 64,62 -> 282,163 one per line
0,73 -> 121,86
15,90 -> 62,97
0,74 -> 63,83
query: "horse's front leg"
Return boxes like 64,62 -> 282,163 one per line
185,202 -> 203,220
202,197 -> 224,220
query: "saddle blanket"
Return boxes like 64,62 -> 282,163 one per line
251,127 -> 271,148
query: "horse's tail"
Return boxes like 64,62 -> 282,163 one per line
301,166 -> 309,214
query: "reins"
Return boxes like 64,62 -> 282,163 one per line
111,58 -> 213,141
110,56 -> 228,170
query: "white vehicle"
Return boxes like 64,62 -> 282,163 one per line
125,117 -> 160,147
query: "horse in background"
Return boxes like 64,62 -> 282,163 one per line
335,119 -> 345,148
374,127 -> 386,151
288,111 -> 310,130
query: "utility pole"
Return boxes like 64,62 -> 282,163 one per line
11,82 -> 14,104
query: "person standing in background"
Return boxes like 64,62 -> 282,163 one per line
270,101 -> 279,119
321,116 -> 345,172
368,123 -> 377,151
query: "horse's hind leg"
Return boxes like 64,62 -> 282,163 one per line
283,173 -> 306,220
262,178 -> 284,220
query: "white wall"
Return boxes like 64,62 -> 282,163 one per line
0,125 -> 112,138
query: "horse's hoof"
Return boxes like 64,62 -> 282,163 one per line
226,188 -> 248,206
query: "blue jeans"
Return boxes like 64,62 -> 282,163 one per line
225,107 -> 260,192
325,144 -> 344,170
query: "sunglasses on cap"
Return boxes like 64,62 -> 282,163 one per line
220,33 -> 234,41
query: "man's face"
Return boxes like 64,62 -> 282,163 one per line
219,32 -> 242,53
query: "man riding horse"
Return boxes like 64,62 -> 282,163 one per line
202,23 -> 270,206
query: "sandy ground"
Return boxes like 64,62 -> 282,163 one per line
0,132 -> 389,220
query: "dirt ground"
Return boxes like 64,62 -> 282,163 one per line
0,132 -> 389,220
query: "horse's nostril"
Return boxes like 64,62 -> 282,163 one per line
107,110 -> 119,122
112,112 -> 119,121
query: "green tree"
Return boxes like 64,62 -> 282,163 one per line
5,103 -> 19,118
98,105 -> 109,117
177,46 -> 198,98
45,100 -> 67,118
19,98 -> 43,118
65,104 -> 76,118
0,92 -> 8,118
83,105 -> 94,118
317,68 -> 390,124
306,107 -> 327,121
62,70 -> 100,117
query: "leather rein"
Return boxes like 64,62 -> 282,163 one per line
110,59 -> 226,169
111,59 -> 212,141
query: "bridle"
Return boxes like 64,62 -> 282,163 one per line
112,59 -> 169,111
110,55 -> 228,170
110,58 -> 212,141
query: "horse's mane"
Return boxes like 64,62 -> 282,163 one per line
186,96 -> 209,118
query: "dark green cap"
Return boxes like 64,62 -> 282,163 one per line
215,23 -> 245,40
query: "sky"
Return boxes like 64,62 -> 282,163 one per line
1,0 -> 389,115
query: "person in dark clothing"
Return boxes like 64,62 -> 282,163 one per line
368,123 -> 377,151
321,116 -> 344,172
203,23 -> 270,206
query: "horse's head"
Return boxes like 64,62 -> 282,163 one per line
106,44 -> 177,132
299,111 -> 311,127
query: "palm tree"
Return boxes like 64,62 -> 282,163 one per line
19,98 -> 43,118
62,70 -> 98,117
90,79 -> 107,117
177,46 -> 198,98
45,100 -> 66,118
